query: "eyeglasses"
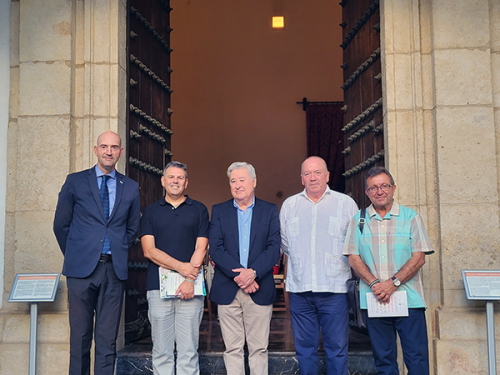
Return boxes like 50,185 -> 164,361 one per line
366,184 -> 393,193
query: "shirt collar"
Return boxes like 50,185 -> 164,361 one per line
233,196 -> 255,211
95,165 -> 116,180
368,201 -> 400,219
299,185 -> 332,203
160,195 -> 192,207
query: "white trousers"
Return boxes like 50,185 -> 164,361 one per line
147,290 -> 204,375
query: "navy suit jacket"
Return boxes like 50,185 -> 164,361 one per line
209,198 -> 280,305
53,167 -> 141,281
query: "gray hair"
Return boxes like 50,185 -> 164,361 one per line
227,162 -> 256,180
164,161 -> 188,178
365,166 -> 395,189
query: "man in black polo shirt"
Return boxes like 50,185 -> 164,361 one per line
141,161 -> 209,375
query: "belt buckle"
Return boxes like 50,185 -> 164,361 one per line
100,254 -> 111,262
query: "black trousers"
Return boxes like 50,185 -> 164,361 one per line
67,261 -> 125,375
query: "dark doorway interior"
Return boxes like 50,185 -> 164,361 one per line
305,101 -> 346,193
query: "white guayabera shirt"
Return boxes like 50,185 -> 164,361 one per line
280,186 -> 358,293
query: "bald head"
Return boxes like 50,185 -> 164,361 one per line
301,156 -> 327,175
97,131 -> 121,147
94,131 -> 124,174
300,156 -> 330,201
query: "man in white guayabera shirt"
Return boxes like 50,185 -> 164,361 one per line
280,156 -> 358,375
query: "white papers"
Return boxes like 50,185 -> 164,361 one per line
159,268 -> 206,299
367,291 -> 409,317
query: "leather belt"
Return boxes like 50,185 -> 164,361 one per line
99,254 -> 112,262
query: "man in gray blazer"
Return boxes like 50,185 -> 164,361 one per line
54,131 -> 141,375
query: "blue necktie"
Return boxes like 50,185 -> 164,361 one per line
99,175 -> 111,254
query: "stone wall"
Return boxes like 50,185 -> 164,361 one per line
3,0 -> 500,374
0,0 -> 11,317
382,0 -> 500,373
1,0 -> 127,373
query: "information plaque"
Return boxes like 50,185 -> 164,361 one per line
462,270 -> 500,300
9,273 -> 60,303
462,269 -> 500,375
8,273 -> 61,375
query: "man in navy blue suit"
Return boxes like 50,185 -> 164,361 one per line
209,162 -> 280,375
54,131 -> 141,375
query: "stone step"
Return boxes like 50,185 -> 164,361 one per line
116,343 -> 377,375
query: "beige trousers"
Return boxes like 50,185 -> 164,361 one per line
218,289 -> 273,375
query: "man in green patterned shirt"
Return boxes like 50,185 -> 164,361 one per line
343,166 -> 434,375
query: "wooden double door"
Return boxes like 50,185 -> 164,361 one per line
125,0 -> 172,343
341,0 -> 384,207
124,0 -> 384,343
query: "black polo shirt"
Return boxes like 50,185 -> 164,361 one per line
140,196 -> 209,290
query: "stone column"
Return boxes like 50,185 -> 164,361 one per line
0,0 -> 11,315
431,0 -> 500,373
381,0 -> 500,374
381,0 -> 440,372
2,0 -> 73,372
1,0 -> 127,373
75,0 -> 128,173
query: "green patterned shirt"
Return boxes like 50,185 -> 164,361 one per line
343,202 -> 434,309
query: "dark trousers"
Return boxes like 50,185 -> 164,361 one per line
290,292 -> 349,375
366,308 -> 429,375
67,261 -> 125,375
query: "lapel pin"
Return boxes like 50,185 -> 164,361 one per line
120,181 -> 123,184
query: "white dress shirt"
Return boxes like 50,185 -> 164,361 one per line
280,186 -> 358,293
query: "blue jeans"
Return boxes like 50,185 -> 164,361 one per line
290,292 -> 349,375
147,291 -> 204,375
366,308 -> 429,375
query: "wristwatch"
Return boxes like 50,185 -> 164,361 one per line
391,276 -> 401,287
253,270 -> 258,279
